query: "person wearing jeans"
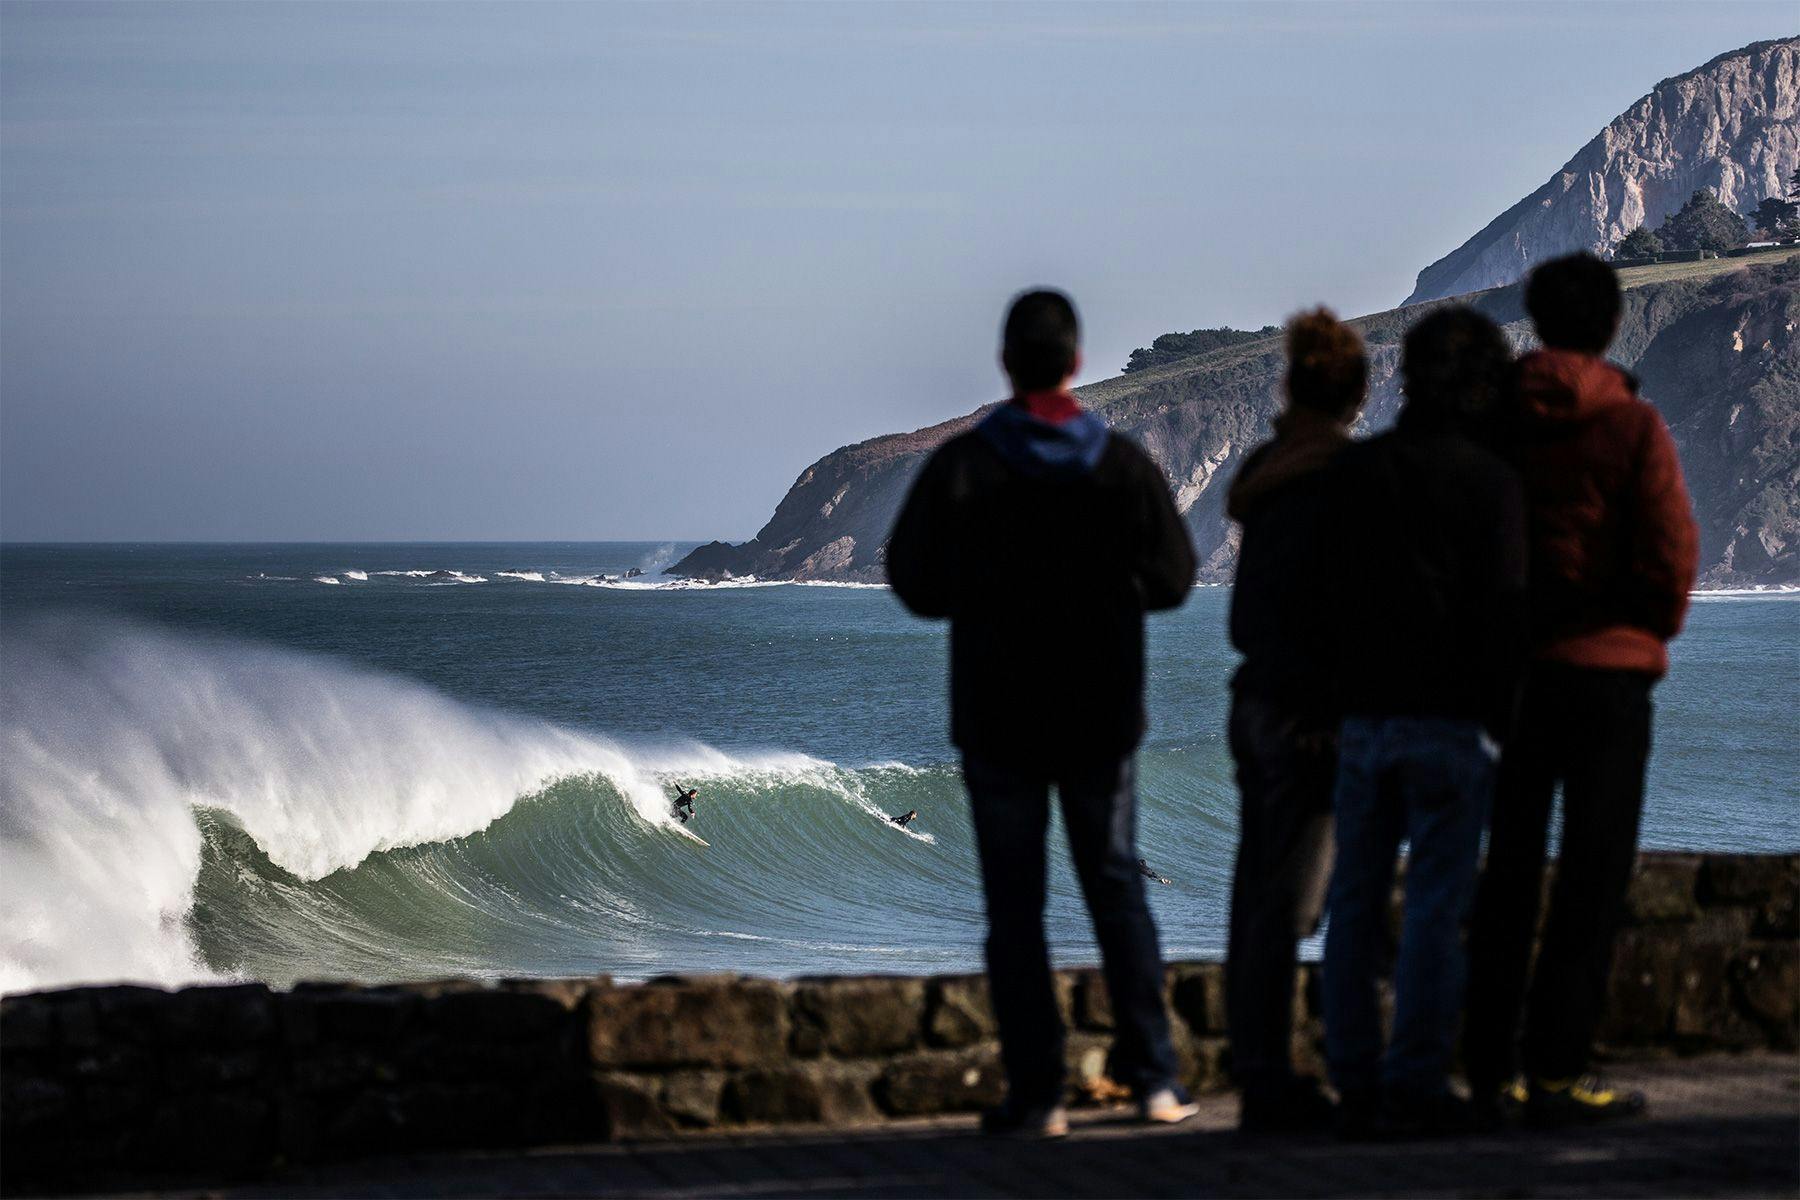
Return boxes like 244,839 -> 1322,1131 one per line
963,755 -> 1179,1109
1322,306 -> 1527,1137
1462,254 -> 1698,1128
1324,718 -> 1495,1106
886,289 -> 1198,1138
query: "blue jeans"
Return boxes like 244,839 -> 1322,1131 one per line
1323,717 -> 1494,1099
963,753 -> 1182,1106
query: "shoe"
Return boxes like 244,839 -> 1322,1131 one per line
1138,1085 -> 1199,1125
981,1099 -> 1070,1139
1525,1074 -> 1647,1129
1240,1077 -> 1336,1134
1469,1077 -> 1528,1132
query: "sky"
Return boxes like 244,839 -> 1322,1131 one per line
2,2 -> 1793,542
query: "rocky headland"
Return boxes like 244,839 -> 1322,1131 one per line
1406,37 -> 1799,304
674,251 -> 1800,589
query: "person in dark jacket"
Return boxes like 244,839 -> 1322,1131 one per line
1322,306 -> 1527,1138
887,289 -> 1198,1139
1463,253 -> 1699,1129
1224,307 -> 1366,1133
671,786 -> 698,823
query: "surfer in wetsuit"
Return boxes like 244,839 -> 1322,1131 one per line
890,809 -> 919,829
1138,858 -> 1172,885
671,786 -> 698,824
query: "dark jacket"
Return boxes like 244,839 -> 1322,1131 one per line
1227,406 -> 1353,715
1331,410 -> 1528,741
887,400 -> 1196,768
1507,350 -> 1698,677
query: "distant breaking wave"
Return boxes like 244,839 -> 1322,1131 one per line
0,616 -> 947,994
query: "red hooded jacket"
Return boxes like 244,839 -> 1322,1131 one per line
1509,350 -> 1699,677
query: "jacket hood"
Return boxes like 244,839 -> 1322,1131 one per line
1227,406 -> 1351,521
977,401 -> 1109,479
1516,349 -> 1639,427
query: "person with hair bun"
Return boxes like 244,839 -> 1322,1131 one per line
1223,306 -> 1366,1133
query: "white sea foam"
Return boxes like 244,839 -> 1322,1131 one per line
1691,585 -> 1800,600
344,570 -> 369,582
496,571 -> 546,582
313,575 -> 342,585
0,617 -> 910,993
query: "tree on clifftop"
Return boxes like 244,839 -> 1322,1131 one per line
1657,189 -> 1748,252
1616,227 -> 1663,258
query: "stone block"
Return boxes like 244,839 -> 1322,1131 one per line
140,1091 -> 276,1170
725,1062 -> 880,1125
1672,939 -> 1764,1049
590,1072 -> 676,1139
1069,969 -> 1114,1031
163,1049 -> 269,1091
162,984 -> 276,1047
588,978 -> 786,1069
1598,928 -> 1682,1045
429,986 -> 579,1041
1732,943 -> 1798,1047
660,1070 -> 726,1126
0,996 -> 55,1051
284,987 -> 420,1045
790,977 -> 925,1058
876,1047 -> 1005,1116
1700,855 -> 1799,907
1168,962 -> 1227,1034
1624,856 -> 1701,924
925,975 -> 995,1048
85,986 -> 171,1043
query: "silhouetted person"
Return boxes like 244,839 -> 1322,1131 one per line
1463,253 -> 1698,1129
887,289 -> 1198,1139
671,786 -> 697,823
890,809 -> 919,828
1223,308 -> 1366,1133
1322,306 -> 1526,1139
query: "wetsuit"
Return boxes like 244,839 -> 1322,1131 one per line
891,811 -> 917,828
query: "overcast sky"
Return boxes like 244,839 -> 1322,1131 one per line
2,1 -> 1792,541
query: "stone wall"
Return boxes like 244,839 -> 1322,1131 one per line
2,851 -> 1793,1191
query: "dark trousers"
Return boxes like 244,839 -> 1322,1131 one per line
963,753 -> 1182,1106
1464,664 -> 1653,1088
1225,692 -> 1334,1094
1323,717 -> 1494,1098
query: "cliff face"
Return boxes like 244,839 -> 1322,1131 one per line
672,253 -> 1800,588
1405,38 -> 1800,305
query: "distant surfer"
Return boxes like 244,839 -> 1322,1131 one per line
671,786 -> 698,824
1138,858 -> 1172,885
890,809 -> 919,829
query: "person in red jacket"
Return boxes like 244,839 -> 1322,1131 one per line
1463,253 -> 1700,1130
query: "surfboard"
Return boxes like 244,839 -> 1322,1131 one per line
674,826 -> 710,848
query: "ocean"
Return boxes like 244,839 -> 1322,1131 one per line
2,542 -> 1795,996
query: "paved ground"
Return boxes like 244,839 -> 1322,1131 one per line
134,1055 -> 1796,1199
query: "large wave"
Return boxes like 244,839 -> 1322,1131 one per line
0,617 -> 953,994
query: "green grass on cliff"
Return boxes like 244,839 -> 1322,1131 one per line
1615,246 -> 1800,289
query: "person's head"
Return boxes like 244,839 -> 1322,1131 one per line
1525,252 -> 1621,354
1001,289 -> 1082,392
1399,306 -> 1514,430
1283,306 -> 1367,423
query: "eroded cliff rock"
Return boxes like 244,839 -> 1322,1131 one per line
1405,37 -> 1799,305
672,253 -> 1800,588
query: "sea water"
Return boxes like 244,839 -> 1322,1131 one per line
2,542 -> 1795,995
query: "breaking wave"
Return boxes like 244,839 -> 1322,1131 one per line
0,617 -> 956,994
